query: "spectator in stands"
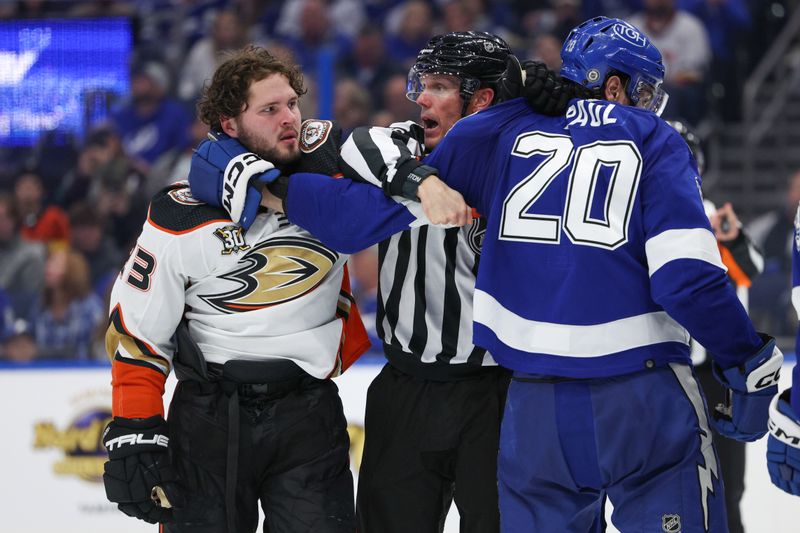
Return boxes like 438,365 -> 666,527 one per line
380,72 -> 420,123
581,0 -> 642,19
279,0 -> 353,80
747,169 -> 800,335
337,24 -> 403,111
54,127 -> 115,209
522,0 -> 583,42
54,128 -> 105,206
1,329 -> 37,362
28,130 -> 79,199
0,193 -> 45,321
176,0 -> 232,52
629,0 -> 711,125
28,248 -> 105,360
529,32 -> 563,70
334,78 -> 374,138
94,161 -> 149,254
110,61 -> 193,171
178,8 -> 249,102
14,171 -> 70,248
680,0 -> 751,121
276,0 -> 366,40
442,0 -> 474,33
146,115 -> 210,198
68,202 -> 124,298
60,126 -> 148,252
384,0 -> 436,69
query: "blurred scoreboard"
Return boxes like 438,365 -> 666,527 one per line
0,17 -> 132,146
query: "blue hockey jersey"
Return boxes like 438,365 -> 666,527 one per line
792,204 -> 800,412
422,98 -> 762,378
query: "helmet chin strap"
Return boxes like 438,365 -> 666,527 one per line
460,94 -> 471,117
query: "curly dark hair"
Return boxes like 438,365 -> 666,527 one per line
197,45 -> 306,132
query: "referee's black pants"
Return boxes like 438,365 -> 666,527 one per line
357,363 -> 510,533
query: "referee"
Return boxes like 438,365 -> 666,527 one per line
351,33 -> 514,533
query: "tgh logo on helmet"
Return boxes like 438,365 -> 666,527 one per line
612,23 -> 647,47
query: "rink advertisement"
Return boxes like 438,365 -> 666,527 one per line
1,362 -> 798,533
0,363 -> 377,533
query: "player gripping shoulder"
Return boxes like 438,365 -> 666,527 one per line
384,17 -> 782,533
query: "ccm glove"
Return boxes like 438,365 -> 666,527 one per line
712,334 -> 783,441
767,389 -> 800,495
103,416 -> 184,523
189,131 -> 281,230
522,60 -> 599,116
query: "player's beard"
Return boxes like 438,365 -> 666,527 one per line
238,127 -> 301,170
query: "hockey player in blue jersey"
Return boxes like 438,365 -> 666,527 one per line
395,17 -> 783,532
183,18 -> 782,530
766,204 -> 800,496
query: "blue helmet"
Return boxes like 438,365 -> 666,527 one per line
560,17 -> 668,115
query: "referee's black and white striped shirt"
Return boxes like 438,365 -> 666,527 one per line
341,122 -> 499,380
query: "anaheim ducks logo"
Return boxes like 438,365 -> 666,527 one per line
300,119 -> 332,153
200,236 -> 339,312
168,184 -> 204,205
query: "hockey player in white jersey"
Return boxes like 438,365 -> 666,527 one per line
101,46 -> 369,533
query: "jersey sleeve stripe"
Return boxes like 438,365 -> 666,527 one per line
645,228 -> 726,277
111,355 -> 166,418
146,212 -> 229,235
792,286 -> 800,315
473,289 -> 690,357
108,305 -> 170,374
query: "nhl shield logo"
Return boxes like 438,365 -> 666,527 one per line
300,119 -> 332,153
661,514 -> 681,533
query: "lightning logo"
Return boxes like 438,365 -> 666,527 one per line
670,363 -> 718,531
200,236 -> 338,312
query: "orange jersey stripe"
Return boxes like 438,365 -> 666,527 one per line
111,359 -> 166,418
719,243 -> 751,288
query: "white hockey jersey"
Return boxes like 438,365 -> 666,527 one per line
106,182 -> 368,418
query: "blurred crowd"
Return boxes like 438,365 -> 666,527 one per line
0,0 -> 796,362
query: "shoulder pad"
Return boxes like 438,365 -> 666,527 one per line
148,183 -> 230,234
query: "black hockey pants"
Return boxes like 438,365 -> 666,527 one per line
162,360 -> 355,533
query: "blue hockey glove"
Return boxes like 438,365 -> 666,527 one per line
712,334 -> 783,441
767,389 -> 800,495
189,131 -> 281,230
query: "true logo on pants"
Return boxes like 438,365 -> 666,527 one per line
662,514 -> 681,532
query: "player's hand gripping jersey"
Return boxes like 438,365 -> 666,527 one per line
106,120 -> 370,420
423,98 -> 770,379
766,202 -> 800,495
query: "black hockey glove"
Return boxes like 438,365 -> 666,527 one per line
102,415 -> 184,524
522,60 -> 599,116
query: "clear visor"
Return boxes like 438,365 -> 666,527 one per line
630,77 -> 669,116
406,64 -> 478,102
